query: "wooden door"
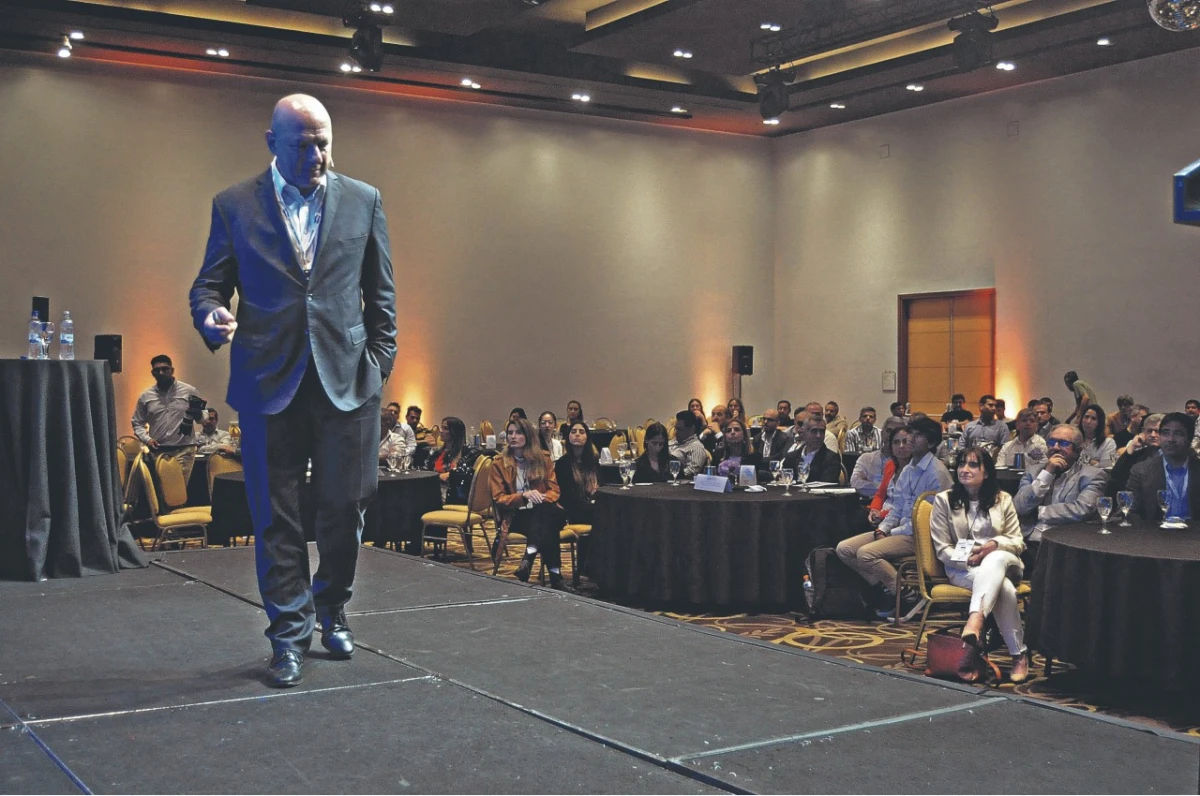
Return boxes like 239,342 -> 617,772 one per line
899,290 -> 995,417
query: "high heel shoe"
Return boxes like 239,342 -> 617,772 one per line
1009,652 -> 1030,684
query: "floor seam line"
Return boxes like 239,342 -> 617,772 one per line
672,698 -> 1006,762
0,694 -> 93,794
348,597 -> 542,615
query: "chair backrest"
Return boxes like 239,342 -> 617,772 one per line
468,456 -> 495,515
837,427 -> 847,454
117,435 -> 142,459
911,489 -> 945,581
608,429 -> 630,460
207,452 -> 244,502
839,462 -> 849,486
666,417 -> 677,440
116,446 -> 129,491
593,417 -> 615,431
633,426 -> 646,456
643,418 -> 657,429
153,455 -> 190,512
137,457 -> 164,519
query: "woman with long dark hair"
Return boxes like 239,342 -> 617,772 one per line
929,446 -> 1029,682
1077,404 -> 1117,468
712,418 -> 761,478
490,417 -> 568,589
633,422 -> 673,482
726,397 -> 746,424
555,421 -> 600,524
423,416 -> 482,505
538,410 -> 565,461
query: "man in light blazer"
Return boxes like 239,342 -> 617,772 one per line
1127,412 -> 1200,523
1013,423 -> 1107,572
190,94 -> 397,688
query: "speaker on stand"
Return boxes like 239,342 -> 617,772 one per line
731,345 -> 753,401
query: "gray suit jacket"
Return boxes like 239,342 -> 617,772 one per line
1013,461 -> 1108,536
189,169 -> 397,415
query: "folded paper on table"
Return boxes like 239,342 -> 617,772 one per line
809,486 -> 858,495
694,474 -> 732,493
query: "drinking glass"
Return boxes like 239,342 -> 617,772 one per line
386,451 -> 399,473
39,321 -> 55,360
619,459 -> 633,490
768,459 -> 782,484
796,461 -> 810,491
1096,496 -> 1113,534
1157,489 -> 1171,523
1117,490 -> 1134,526
617,442 -> 630,460
669,459 -> 682,485
780,467 -> 794,496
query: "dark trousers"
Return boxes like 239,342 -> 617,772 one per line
240,363 -> 379,652
512,503 -> 566,570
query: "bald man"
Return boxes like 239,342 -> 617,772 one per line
190,94 -> 397,687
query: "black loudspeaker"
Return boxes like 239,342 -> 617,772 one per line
94,334 -> 123,374
733,345 -> 754,376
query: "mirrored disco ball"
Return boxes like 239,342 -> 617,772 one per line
1148,0 -> 1200,31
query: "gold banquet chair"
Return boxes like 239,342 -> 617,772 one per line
905,489 -> 1031,652
420,456 -> 495,570
138,456 -> 211,551
562,522 -> 591,588
206,451 -> 246,543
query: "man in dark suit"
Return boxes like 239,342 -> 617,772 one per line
1127,412 -> 1200,522
781,411 -> 842,484
189,94 -> 397,687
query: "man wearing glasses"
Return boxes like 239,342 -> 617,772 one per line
1014,424 -> 1108,570
131,354 -> 200,482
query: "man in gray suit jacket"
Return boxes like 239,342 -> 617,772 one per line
1014,423 -> 1107,572
190,94 -> 397,687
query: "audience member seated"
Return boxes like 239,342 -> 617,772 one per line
196,408 -> 235,455
559,399 -> 584,438
801,401 -> 840,451
555,422 -> 600,525
669,410 -> 709,478
1032,400 -> 1056,439
713,418 -> 761,479
850,417 -> 905,498
1014,424 -> 1107,573
699,404 -> 729,453
633,422 -> 674,483
1109,412 -> 1161,495
866,424 -> 913,526
962,394 -> 1009,448
405,404 -> 427,436
844,407 -> 882,455
508,407 -> 527,423
132,354 -> 201,482
758,409 -> 790,463
824,401 -> 848,440
1112,403 -> 1149,449
490,417 -> 569,590
781,412 -> 841,483
1185,400 -> 1200,451
380,406 -> 417,466
777,399 -> 793,424
726,397 -> 747,424
837,416 -> 951,620
538,411 -> 565,461
889,402 -> 906,419
996,398 -> 1012,431
423,417 -> 482,505
1127,412 -> 1200,522
930,446 -> 1029,683
941,393 -> 974,431
1077,404 -> 1117,468
998,409 -> 1047,470
1107,395 -> 1135,438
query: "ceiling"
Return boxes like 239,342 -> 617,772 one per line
1,0 -> 1198,136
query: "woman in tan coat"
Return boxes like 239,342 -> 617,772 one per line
491,417 -> 568,589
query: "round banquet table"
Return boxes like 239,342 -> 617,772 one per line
589,483 -> 862,609
210,470 -> 441,553
995,467 -> 1023,495
1025,521 -> 1200,690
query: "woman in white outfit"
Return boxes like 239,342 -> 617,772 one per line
929,445 -> 1030,683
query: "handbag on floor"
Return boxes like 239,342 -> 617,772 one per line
804,547 -> 865,619
905,628 -> 1001,684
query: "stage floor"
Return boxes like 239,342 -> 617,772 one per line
2,546 -> 1196,794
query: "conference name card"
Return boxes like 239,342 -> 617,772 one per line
694,474 -> 732,493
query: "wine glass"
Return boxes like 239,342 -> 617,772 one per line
39,320 -> 55,360
796,461 -> 810,492
386,451 -> 399,473
617,442 -> 630,461
1117,490 -> 1134,526
1157,490 -> 1171,524
768,459 -> 782,484
1096,496 -> 1113,535
668,459 -> 682,485
780,467 -> 794,496
619,459 -> 633,490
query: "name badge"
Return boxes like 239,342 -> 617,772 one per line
485,435 -> 497,450
950,539 -> 975,563
739,465 -> 758,487
694,474 -> 732,493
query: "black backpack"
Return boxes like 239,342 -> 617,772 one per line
804,547 -> 866,619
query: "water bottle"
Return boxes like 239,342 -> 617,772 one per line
470,425 -> 479,448
58,311 -> 74,360
27,311 -> 42,359
802,574 -> 815,611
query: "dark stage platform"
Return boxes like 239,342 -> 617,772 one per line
2,546 -> 1196,794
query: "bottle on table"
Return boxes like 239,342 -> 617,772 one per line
27,311 -> 42,359
58,311 -> 74,360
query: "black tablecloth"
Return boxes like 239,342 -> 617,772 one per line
187,455 -> 210,506
590,483 -> 862,608
1026,522 -> 1200,690
0,360 -> 146,579
996,468 -> 1023,495
210,470 -> 441,553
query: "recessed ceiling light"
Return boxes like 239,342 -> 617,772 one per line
217,48 -> 229,57
57,45 -> 72,58
369,2 -> 394,12
673,49 -> 693,58
671,106 -> 687,114
760,22 -> 781,31
572,93 -> 591,102
906,83 -> 924,91
461,78 -> 474,86
340,62 -> 362,73
996,61 -> 1015,71
763,118 -> 780,125
830,102 -> 846,109
69,31 -> 84,40
1097,37 -> 1112,46
206,48 -> 217,56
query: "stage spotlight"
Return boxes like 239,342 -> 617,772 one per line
343,1 -> 392,72
754,69 -> 794,120
57,36 -> 72,58
949,11 -> 998,72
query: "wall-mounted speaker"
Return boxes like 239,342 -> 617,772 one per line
733,345 -> 754,376
94,334 -> 122,374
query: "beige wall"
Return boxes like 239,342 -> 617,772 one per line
774,46 -> 1200,419
0,55 -> 775,431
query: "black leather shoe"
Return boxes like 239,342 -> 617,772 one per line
319,609 -> 354,659
515,555 -> 534,583
548,571 -> 575,593
266,649 -> 304,688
